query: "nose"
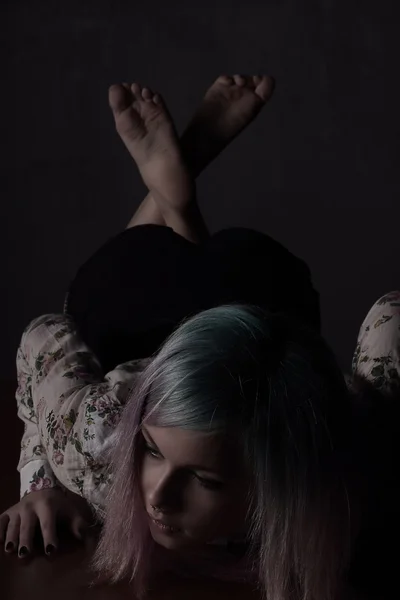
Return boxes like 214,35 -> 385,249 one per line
148,470 -> 184,513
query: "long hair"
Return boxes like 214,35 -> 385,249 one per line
91,304 -> 355,600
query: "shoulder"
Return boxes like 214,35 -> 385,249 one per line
18,314 -> 79,371
21,313 -> 75,340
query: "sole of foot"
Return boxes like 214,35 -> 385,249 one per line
182,74 -> 275,168
109,82 -> 194,212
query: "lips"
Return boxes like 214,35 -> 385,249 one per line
148,513 -> 180,531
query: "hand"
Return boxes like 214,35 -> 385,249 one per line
0,487 -> 92,558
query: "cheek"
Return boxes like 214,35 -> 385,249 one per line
140,456 -> 155,497
140,458 -> 249,540
187,489 -> 247,540
204,482 -> 249,536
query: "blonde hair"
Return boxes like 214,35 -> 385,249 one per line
91,304 -> 354,600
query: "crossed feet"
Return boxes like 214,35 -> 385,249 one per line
108,74 -> 275,216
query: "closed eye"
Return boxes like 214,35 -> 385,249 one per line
143,442 -> 224,491
196,476 -> 224,490
144,443 -> 161,459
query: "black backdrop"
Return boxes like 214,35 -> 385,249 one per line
3,0 -> 399,380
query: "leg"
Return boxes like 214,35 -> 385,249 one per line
126,191 -> 209,244
127,186 -> 209,244
352,291 -> 400,396
110,75 -> 275,238
127,191 -> 166,228
149,188 -> 209,244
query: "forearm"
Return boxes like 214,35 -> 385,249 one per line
17,313 -> 149,509
16,342 -> 58,498
16,315 -> 102,495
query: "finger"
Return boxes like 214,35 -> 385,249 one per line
36,505 -> 58,555
18,511 -> 38,558
4,514 -> 20,554
0,513 -> 10,545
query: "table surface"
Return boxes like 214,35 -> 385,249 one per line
0,529 -> 263,600
0,527 -> 372,600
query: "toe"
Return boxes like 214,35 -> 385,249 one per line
217,75 -> 234,86
142,87 -> 154,102
255,76 -> 275,102
233,75 -> 247,87
109,84 -> 131,114
131,83 -> 142,98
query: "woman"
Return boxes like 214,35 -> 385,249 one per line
1,74 -> 398,600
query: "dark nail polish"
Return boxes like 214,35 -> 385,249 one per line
5,542 -> 14,552
46,544 -> 55,555
19,546 -> 28,557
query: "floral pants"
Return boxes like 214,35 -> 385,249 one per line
15,291 -> 400,514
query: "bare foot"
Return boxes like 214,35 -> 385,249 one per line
109,83 -> 194,212
181,74 -> 275,176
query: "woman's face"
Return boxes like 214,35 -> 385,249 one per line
140,424 -> 250,551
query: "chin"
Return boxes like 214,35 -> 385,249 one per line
151,531 -> 185,550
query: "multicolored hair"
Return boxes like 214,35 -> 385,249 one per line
91,303 -> 355,600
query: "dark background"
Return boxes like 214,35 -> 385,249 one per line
2,0 -> 399,382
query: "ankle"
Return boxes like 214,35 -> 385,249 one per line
162,198 -> 209,243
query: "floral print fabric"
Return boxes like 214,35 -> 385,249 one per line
15,292 -> 400,515
352,291 -> 400,396
16,313 -> 151,514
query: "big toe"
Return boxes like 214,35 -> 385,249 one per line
254,76 -> 275,102
109,84 -> 131,114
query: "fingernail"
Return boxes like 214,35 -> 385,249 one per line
19,546 -> 28,557
5,542 -> 14,552
46,544 -> 55,555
